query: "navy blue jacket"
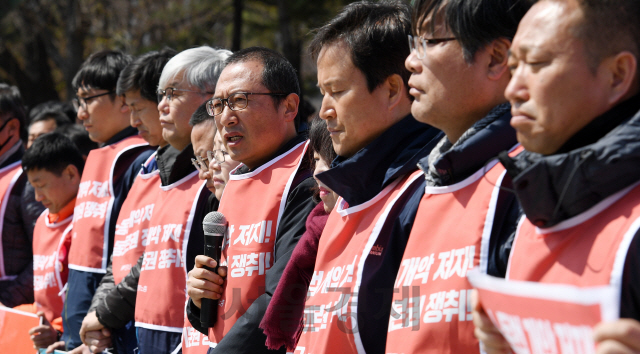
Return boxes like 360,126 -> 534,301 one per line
316,114 -> 442,354
360,104 -> 520,353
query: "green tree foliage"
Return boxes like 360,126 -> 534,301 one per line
0,0 -> 357,109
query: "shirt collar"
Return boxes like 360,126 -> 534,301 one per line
48,197 -> 76,224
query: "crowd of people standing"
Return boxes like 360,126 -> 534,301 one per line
1,0 -> 640,353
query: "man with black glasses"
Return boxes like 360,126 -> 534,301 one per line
383,0 -> 531,352
0,84 -> 45,308
185,47 -> 316,354
61,50 -> 155,352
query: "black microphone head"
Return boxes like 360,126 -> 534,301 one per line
203,211 -> 227,236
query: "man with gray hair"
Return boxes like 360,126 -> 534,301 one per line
132,46 -> 230,354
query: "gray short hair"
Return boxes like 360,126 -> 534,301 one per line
158,46 -> 232,92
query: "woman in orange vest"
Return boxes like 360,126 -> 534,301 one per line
259,115 -> 338,351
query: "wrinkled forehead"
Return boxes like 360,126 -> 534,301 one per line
215,60 -> 265,95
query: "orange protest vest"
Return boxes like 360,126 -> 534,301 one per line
507,179 -> 640,292
385,147 -> 520,354
295,170 -> 424,354
182,299 -> 212,354
33,210 -> 73,325
210,141 -> 308,345
68,135 -> 149,273
0,161 -> 24,281
135,170 -> 207,333
112,154 -> 160,284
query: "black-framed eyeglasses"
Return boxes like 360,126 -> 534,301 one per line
157,87 -> 213,103
191,150 -> 230,171
206,92 -> 288,117
408,34 -> 457,59
72,91 -> 115,111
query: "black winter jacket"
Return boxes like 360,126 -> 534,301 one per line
498,94 -> 640,320
0,143 -> 45,307
186,134 -> 317,354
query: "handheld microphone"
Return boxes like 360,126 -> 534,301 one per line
200,211 -> 227,328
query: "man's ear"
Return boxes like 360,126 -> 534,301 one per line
6,118 -> 20,138
486,37 -> 511,81
385,74 -> 405,111
119,96 -> 130,114
64,164 -> 80,183
282,93 -> 300,123
603,51 -> 638,105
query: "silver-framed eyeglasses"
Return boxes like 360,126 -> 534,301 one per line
408,34 -> 457,59
206,92 -> 288,117
72,91 -> 115,111
191,150 -> 229,171
157,87 -> 213,103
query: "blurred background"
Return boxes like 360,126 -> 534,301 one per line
0,0 -> 356,109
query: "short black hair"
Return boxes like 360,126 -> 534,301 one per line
308,115 -> 337,203
0,83 -> 27,141
411,0 -> 533,62
22,132 -> 85,176
189,101 -> 214,126
225,47 -> 301,108
55,124 -> 98,158
309,1 -> 412,93
117,48 -> 178,102
29,101 -> 76,125
309,114 -> 337,165
573,0 -> 640,73
29,102 -> 73,128
72,50 -> 133,100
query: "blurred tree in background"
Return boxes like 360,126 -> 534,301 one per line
0,0 -> 355,108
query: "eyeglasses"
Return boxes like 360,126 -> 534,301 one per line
206,92 -> 288,117
72,91 -> 115,111
191,150 -> 229,171
408,35 -> 457,59
156,87 -> 213,103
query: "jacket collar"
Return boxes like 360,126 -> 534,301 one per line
419,103 -> 516,186
501,95 -> 640,228
317,114 -> 442,207
156,143 -> 196,186
233,134 -> 308,175
0,141 -> 22,169
104,126 -> 139,146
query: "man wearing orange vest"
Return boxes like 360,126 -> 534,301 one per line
62,50 -> 155,352
471,1 -> 640,353
132,46 -> 229,354
185,47 -> 317,353
75,48 -> 177,354
381,0 -> 533,353
294,3 -> 442,353
0,84 -> 46,308
22,132 -> 84,350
